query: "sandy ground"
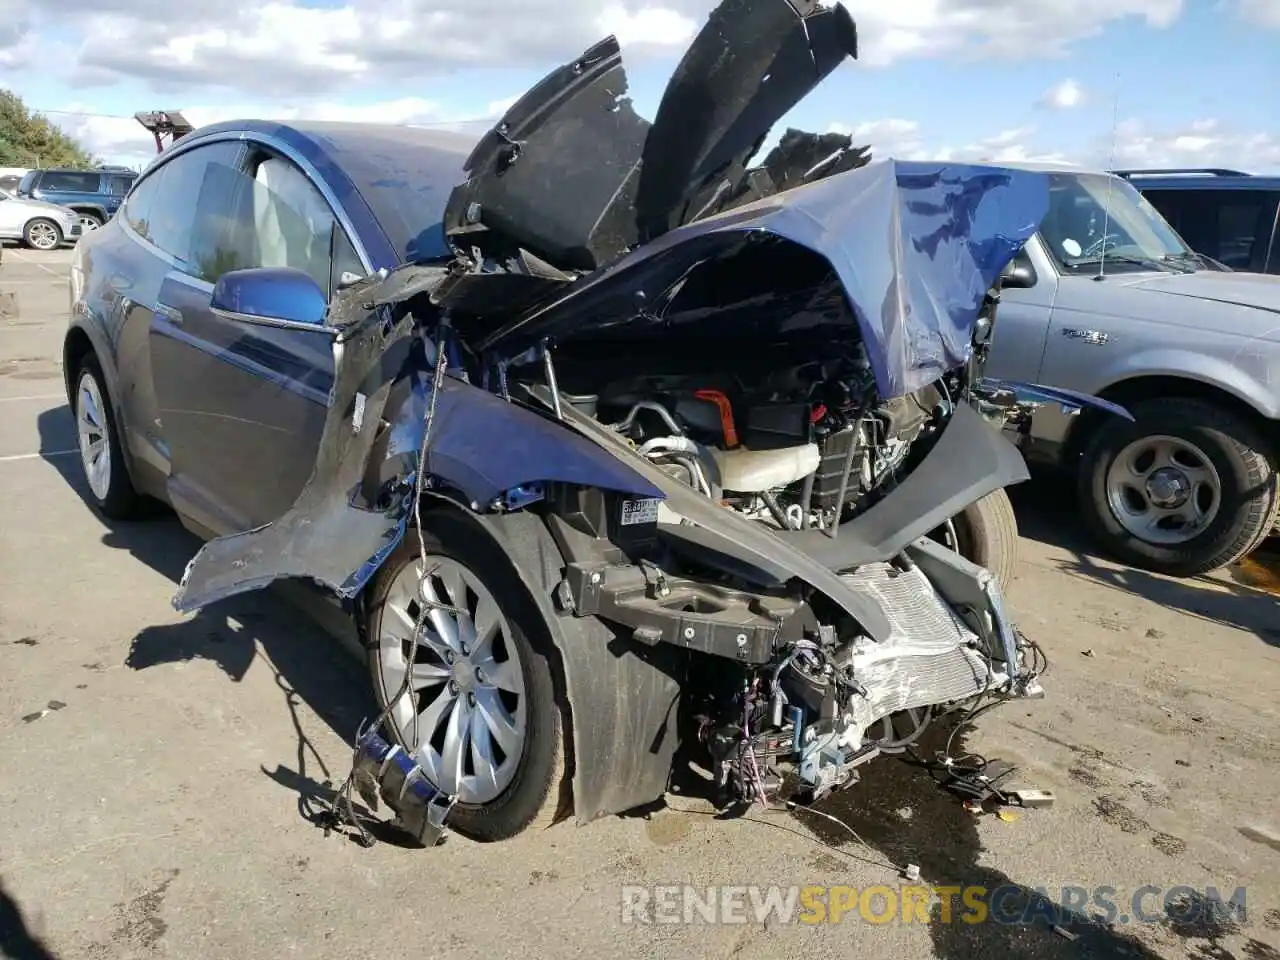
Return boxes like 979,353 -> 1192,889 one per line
1,245 -> 1278,960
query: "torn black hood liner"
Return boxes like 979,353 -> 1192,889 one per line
441,0 -> 858,272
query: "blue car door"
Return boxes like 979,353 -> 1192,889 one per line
143,140 -> 354,535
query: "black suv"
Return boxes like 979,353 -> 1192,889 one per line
15,166 -> 138,234
1115,168 -> 1280,274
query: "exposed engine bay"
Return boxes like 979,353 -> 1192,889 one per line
587,346 -> 946,533
521,279 -> 1045,806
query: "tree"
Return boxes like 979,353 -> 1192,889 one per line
0,89 -> 95,168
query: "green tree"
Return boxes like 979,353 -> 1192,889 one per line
0,89 -> 95,168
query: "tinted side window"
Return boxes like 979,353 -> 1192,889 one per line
188,151 -> 363,297
1145,189 -> 1216,260
142,141 -> 245,265
124,167 -> 166,240
40,171 -> 102,193
16,171 -> 36,196
1215,192 -> 1280,271
1140,189 -> 1183,231
108,175 -> 134,196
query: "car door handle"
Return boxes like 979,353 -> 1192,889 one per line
155,302 -> 184,326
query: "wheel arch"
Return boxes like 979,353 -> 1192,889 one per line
399,493 -> 685,826
67,203 -> 107,220
1062,374 -> 1279,468
62,322 -> 142,484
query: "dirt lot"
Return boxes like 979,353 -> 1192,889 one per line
2,245 -> 1279,960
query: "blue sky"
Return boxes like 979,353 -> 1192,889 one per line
1,0 -> 1276,172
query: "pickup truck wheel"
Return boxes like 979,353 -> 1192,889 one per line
365,522 -> 569,841
1077,398 -> 1279,576
932,489 -> 1019,589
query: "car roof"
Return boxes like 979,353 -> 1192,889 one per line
152,119 -> 482,267
1112,169 -> 1280,191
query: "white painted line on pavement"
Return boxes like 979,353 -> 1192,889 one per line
0,393 -> 64,402
5,250 -> 64,277
0,449 -> 77,462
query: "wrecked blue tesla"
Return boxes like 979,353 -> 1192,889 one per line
64,0 -> 1111,842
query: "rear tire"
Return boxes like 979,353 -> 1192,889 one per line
939,488 -> 1020,589
75,211 -> 104,232
73,356 -> 142,519
1077,398 -> 1278,576
364,513 -> 570,841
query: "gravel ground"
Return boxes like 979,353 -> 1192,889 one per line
1,245 -> 1278,960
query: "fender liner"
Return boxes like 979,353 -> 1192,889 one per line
471,508 -> 686,824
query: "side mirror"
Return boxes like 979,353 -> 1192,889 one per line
210,267 -> 327,328
1000,254 -> 1037,289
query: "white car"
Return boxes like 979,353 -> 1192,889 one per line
0,188 -> 82,250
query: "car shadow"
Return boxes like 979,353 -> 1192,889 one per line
0,879 -> 58,960
37,407 -> 380,833
1008,474 -> 1280,648
806,717 -> 1271,960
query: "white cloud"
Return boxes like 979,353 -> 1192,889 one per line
841,0 -> 1183,66
828,119 -> 1071,165
1238,0 -> 1280,26
0,0 -> 1194,100
1037,78 -> 1087,110
825,115 -> 1280,174
828,118 -> 929,160
1107,118 -> 1280,173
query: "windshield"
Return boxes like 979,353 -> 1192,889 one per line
1040,172 -> 1195,273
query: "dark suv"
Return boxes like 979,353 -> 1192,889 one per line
16,166 -> 138,234
1115,168 -> 1280,274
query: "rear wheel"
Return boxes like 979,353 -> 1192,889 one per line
75,211 -> 104,232
930,488 -> 1020,589
23,218 -> 61,250
364,516 -> 569,841
73,357 -> 142,519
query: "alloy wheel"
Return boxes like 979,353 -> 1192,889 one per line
375,554 -> 528,804
76,371 -> 112,502
78,215 -> 102,232
27,220 -> 59,250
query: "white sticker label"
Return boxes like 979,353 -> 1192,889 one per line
352,392 -> 366,434
620,498 -> 660,525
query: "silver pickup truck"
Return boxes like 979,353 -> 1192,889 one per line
984,162 -> 1280,577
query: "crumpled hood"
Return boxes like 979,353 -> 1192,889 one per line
479,158 -> 1051,399
1121,270 -> 1280,315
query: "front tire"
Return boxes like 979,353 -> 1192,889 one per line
73,357 -> 141,519
931,488 -> 1020,589
364,514 -> 569,841
24,218 -> 61,250
1077,398 -> 1279,576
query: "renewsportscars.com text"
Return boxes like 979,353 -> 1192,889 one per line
620,884 -> 1248,927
